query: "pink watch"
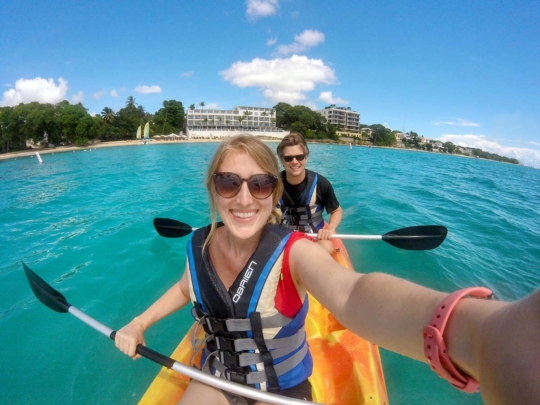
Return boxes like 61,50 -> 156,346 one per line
423,287 -> 493,393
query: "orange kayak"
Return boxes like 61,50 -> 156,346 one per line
139,238 -> 389,405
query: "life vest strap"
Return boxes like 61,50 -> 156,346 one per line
204,331 -> 309,382
207,326 -> 307,355
198,311 -> 293,334
250,311 -> 280,391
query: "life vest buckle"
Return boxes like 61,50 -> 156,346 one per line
220,350 -> 241,367
203,316 -> 228,334
207,335 -> 236,352
225,368 -> 249,384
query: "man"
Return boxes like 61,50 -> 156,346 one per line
276,133 -> 343,253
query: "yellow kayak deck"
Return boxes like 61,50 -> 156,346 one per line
139,238 -> 388,405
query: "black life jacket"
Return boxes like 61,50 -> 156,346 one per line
279,170 -> 324,233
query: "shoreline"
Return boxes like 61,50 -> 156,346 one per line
0,138 -> 522,168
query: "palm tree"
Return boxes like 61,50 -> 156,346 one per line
189,104 -> 195,111
101,107 -> 115,124
126,96 -> 137,110
199,102 -> 205,110
237,116 -> 244,129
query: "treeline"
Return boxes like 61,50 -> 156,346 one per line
273,102 -> 338,140
0,97 -> 185,153
470,148 -> 519,164
354,125 -> 520,165
0,98 -> 520,166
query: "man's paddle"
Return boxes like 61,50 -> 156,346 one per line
153,217 -> 448,251
22,262 -> 319,405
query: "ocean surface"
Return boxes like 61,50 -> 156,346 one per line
1,142 -> 539,405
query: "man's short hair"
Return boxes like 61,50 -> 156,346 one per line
276,133 -> 309,157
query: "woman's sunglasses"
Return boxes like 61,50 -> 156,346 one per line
213,172 -> 277,200
281,154 -> 307,163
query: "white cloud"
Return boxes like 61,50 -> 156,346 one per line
110,90 -> 119,98
291,11 -> 299,18
246,0 -> 279,20
383,123 -> 392,130
93,90 -> 106,99
207,103 -> 218,109
437,134 -> 540,168
530,141 -> 540,146
181,71 -> 194,78
220,55 -> 337,104
431,118 -> 480,127
134,85 -> 162,94
318,91 -> 348,105
71,91 -> 84,104
0,77 -> 69,106
276,30 -> 325,55
266,37 -> 277,46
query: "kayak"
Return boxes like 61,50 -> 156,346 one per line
138,238 -> 389,405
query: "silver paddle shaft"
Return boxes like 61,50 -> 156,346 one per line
306,233 -> 383,240
68,305 -> 321,405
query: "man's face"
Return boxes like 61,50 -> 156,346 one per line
280,145 -> 308,178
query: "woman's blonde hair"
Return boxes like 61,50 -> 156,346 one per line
204,134 -> 283,249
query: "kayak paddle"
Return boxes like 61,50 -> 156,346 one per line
22,262 -> 319,405
153,217 -> 447,250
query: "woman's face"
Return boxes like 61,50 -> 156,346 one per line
215,150 -> 274,241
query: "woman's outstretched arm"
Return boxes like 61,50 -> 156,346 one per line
290,239 -> 540,405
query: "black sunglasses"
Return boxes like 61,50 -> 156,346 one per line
281,154 -> 307,163
213,172 -> 277,200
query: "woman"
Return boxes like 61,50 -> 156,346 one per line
116,134 -> 539,405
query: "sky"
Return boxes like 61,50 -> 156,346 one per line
1,0 -> 539,167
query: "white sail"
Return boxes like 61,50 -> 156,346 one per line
136,126 -> 142,139
144,122 -> 150,139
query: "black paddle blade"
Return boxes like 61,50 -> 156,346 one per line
22,262 -> 70,313
153,218 -> 193,238
382,225 -> 448,250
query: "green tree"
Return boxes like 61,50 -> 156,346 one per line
199,102 -> 205,110
443,141 -> 456,154
272,102 -> 336,140
125,96 -> 137,111
153,100 -> 185,134
101,107 -> 115,124
56,101 -> 89,143
369,124 -> 396,147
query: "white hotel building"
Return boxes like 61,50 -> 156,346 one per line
186,106 -> 288,139
317,107 -> 360,133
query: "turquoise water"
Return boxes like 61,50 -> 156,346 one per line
1,143 -> 539,405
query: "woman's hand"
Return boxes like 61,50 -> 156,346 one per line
114,318 -> 147,360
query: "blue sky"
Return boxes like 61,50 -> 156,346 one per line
1,0 -> 539,167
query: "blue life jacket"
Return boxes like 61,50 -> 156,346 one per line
186,223 -> 313,391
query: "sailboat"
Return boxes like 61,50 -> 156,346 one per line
141,122 -> 151,144
136,125 -> 142,140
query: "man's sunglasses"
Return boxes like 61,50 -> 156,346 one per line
213,172 -> 277,200
281,154 -> 307,163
